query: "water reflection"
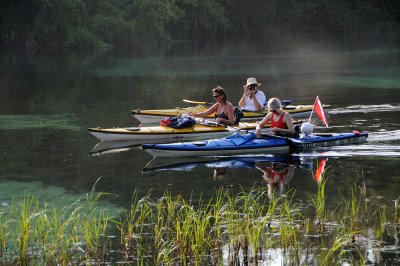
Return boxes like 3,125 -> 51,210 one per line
213,167 -> 227,180
256,162 -> 295,198
89,138 -> 179,155
89,140 -> 143,155
143,154 -> 328,178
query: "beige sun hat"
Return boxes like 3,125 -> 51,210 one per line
245,77 -> 261,87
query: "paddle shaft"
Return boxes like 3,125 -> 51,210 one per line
260,133 -> 296,148
183,99 -> 211,105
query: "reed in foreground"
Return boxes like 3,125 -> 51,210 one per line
0,184 -> 398,265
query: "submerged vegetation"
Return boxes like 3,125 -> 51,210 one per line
0,181 -> 399,264
1,0 -> 399,53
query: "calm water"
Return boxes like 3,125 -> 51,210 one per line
1,41 -> 399,212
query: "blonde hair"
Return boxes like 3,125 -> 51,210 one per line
267,98 -> 281,111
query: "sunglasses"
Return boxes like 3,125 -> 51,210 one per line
213,94 -> 222,98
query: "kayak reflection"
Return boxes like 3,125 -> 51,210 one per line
89,140 -> 144,156
142,154 -> 316,173
143,155 -> 330,194
89,137 -> 180,156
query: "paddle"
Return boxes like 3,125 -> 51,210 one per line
183,99 -> 211,105
260,132 -> 296,148
184,98 -> 292,109
194,117 -> 242,133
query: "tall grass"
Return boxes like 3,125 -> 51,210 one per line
1,180 -> 398,265
393,197 -> 399,224
308,177 -> 328,232
0,210 -> 10,259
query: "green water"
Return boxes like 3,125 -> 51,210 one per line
0,114 -> 80,130
0,40 -> 399,263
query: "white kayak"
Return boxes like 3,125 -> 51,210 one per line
88,120 -> 303,142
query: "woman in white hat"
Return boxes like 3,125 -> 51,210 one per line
238,77 -> 267,112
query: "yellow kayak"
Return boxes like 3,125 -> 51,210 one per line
131,104 -> 330,124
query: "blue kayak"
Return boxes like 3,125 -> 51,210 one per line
142,131 -> 368,158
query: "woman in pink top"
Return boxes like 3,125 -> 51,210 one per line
255,98 -> 295,137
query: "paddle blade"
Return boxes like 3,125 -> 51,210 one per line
314,96 -> 329,128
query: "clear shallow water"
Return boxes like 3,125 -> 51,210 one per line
1,44 -> 399,202
1,43 -> 399,263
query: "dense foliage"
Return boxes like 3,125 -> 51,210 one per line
1,0 -> 399,53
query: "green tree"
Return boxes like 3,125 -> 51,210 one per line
126,0 -> 183,45
33,0 -> 105,52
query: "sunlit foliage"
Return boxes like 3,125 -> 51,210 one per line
0,0 -> 399,53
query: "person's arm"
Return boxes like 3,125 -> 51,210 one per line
255,113 -> 272,137
216,103 -> 235,126
192,104 -> 217,118
238,85 -> 249,108
283,166 -> 295,184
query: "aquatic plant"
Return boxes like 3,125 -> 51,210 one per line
0,210 -> 10,259
393,197 -> 399,224
115,190 -> 153,262
1,181 -> 398,265
308,176 -> 328,233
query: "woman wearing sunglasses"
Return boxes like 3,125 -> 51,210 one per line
255,97 -> 295,138
238,77 -> 267,112
191,86 -> 235,126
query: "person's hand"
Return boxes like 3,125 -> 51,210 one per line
243,85 -> 248,94
248,90 -> 255,98
255,127 -> 262,138
271,127 -> 280,134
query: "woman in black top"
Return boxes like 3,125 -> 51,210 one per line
191,86 -> 235,126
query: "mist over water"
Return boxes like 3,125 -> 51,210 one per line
0,36 -> 399,210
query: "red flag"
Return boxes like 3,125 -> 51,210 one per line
313,96 -> 329,128
313,158 -> 328,182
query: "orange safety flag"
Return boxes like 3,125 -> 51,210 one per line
313,158 -> 328,182
313,96 -> 329,128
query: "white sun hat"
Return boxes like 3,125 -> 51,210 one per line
245,77 -> 261,87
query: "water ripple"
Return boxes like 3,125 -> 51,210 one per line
295,146 -> 400,158
368,130 -> 400,142
330,104 -> 400,115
